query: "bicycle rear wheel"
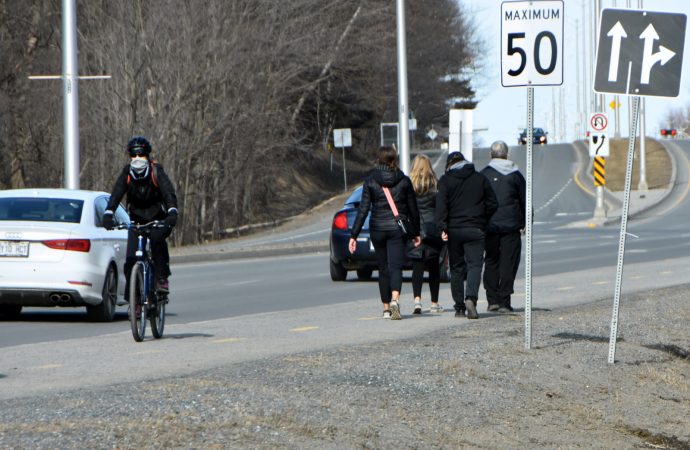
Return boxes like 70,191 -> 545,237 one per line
149,293 -> 166,339
129,263 -> 147,342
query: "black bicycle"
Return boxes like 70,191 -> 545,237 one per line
117,221 -> 168,342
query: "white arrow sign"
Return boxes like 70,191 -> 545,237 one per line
607,21 -> 627,82
640,24 -> 676,84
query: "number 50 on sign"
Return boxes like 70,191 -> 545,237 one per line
501,0 -> 564,87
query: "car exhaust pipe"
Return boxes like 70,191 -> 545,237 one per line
49,293 -> 61,303
59,293 -> 72,303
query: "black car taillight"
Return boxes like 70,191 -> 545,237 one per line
333,212 -> 348,230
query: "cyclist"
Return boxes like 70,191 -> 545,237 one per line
102,136 -> 179,298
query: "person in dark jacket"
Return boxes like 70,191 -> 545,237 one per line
480,141 -> 526,313
435,151 -> 497,319
349,146 -> 421,320
102,136 -> 179,297
408,154 -> 444,314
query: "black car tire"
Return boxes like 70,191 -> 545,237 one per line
356,268 -> 373,280
330,258 -> 347,281
87,265 -> 117,322
0,304 -> 22,319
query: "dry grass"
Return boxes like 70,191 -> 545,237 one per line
605,138 -> 672,191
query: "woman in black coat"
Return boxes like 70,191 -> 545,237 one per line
349,146 -> 421,320
408,155 -> 444,314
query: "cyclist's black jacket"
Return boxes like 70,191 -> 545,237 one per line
105,162 -> 178,223
351,165 -> 420,237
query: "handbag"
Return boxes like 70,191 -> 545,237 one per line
382,187 -> 417,240
421,220 -> 443,248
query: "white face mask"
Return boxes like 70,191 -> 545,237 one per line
130,158 -> 149,175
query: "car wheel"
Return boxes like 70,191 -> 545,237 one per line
330,258 -> 347,281
0,305 -> 22,319
87,265 -> 117,322
356,268 -> 373,280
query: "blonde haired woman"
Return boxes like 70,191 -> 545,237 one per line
409,154 -> 444,314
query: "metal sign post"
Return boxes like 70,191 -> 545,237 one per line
593,7 -> 686,363
334,128 -> 352,193
608,97 -> 640,363
501,0 -> 564,350
524,88 -> 534,349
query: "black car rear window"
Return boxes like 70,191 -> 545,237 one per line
0,198 -> 84,223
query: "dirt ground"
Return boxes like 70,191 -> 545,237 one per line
1,284 -> 688,449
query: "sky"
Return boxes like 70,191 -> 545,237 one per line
458,0 -> 690,147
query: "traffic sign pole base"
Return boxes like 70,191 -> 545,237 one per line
593,205 -> 607,220
637,179 -> 648,192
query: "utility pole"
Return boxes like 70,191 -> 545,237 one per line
62,0 -> 79,190
28,0 -> 110,189
396,0 -> 410,174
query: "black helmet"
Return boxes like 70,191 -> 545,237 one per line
127,136 -> 152,157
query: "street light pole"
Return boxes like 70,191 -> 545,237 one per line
396,0 -> 410,174
63,0 -> 80,189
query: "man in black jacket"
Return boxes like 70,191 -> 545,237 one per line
102,136 -> 179,297
480,141 -> 526,313
436,151 -> 497,319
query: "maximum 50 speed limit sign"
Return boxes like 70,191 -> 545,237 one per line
501,0 -> 564,87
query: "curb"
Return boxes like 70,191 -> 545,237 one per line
171,242 -> 329,265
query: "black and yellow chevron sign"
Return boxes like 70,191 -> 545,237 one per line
594,156 -> 606,187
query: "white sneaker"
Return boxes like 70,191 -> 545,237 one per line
390,301 -> 401,320
430,304 -> 444,314
382,310 -> 392,319
413,301 -> 422,314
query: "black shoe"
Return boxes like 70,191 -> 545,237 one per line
455,309 -> 465,318
498,306 -> 514,314
487,304 -> 500,312
465,300 -> 479,319
156,277 -> 169,293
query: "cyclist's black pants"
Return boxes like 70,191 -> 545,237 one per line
124,226 -> 172,300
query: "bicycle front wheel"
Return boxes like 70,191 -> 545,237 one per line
150,294 -> 166,339
129,263 -> 147,342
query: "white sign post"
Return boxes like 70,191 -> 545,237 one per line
501,0 -> 564,350
334,128 -> 352,192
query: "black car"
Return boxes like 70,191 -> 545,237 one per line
329,186 -> 449,282
518,127 -> 548,145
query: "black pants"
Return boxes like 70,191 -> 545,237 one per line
370,228 -> 405,304
412,251 -> 440,302
447,227 -> 485,311
124,226 -> 172,299
483,230 -> 522,309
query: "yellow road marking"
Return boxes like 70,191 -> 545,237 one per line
289,326 -> 320,332
628,275 -> 645,280
592,280 -> 609,285
212,338 -> 246,344
358,317 -> 380,321
35,364 -> 62,369
557,286 -> 575,291
659,271 -> 673,275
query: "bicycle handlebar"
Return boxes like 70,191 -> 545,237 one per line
114,220 -> 167,231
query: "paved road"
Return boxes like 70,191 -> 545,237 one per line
2,141 -> 688,348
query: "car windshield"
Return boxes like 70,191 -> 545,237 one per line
0,197 -> 84,223
522,128 -> 544,134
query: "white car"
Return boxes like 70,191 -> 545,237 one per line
0,189 -> 130,321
